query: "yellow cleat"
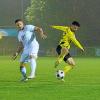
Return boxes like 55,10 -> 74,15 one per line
61,78 -> 65,82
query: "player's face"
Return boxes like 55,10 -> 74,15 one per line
70,25 -> 79,32
15,21 -> 24,30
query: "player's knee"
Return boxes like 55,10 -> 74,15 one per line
30,55 -> 37,59
20,62 -> 25,67
62,47 -> 68,54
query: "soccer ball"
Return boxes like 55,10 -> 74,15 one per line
56,70 -> 65,79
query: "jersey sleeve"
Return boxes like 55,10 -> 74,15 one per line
27,25 -> 36,32
51,25 -> 68,32
70,35 -> 84,50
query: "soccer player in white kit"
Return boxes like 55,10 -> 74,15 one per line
12,19 -> 46,81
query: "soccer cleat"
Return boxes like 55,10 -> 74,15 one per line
61,78 -> 65,82
28,76 -> 35,79
56,76 -> 65,82
20,77 -> 28,82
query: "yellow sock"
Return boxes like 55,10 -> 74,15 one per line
63,65 -> 72,74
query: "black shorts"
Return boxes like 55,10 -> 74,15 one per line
56,45 -> 71,62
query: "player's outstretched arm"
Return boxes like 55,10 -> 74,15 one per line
70,36 -> 84,52
12,42 -> 23,60
51,25 -> 67,32
34,26 -> 47,39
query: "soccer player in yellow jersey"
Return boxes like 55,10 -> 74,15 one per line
51,21 -> 84,79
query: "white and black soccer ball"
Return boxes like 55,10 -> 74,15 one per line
56,70 -> 65,79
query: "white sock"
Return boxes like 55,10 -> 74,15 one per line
30,58 -> 36,77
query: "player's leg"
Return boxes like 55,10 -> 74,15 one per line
63,53 -> 75,74
55,45 -> 69,67
20,52 -> 28,81
28,54 -> 37,79
58,47 -> 69,62
28,41 -> 39,79
20,62 -> 28,81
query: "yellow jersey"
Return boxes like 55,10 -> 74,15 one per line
51,25 -> 84,50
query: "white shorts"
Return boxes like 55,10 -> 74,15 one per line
20,41 -> 39,63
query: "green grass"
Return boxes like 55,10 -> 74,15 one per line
0,56 -> 100,100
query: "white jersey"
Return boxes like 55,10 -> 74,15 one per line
18,25 -> 39,54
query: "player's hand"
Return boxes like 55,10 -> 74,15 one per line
81,48 -> 85,52
12,52 -> 18,60
81,49 -> 85,52
41,34 -> 47,39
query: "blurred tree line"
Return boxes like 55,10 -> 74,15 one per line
25,0 -> 100,49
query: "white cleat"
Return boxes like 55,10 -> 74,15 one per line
28,76 -> 35,79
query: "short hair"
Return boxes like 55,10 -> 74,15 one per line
72,21 -> 80,27
15,19 -> 23,24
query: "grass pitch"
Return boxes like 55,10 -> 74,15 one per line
0,56 -> 100,100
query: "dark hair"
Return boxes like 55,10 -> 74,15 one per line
15,19 -> 23,23
72,21 -> 80,27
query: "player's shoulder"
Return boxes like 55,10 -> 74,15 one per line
24,25 -> 36,31
25,24 -> 35,28
68,28 -> 75,37
18,30 -> 22,35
